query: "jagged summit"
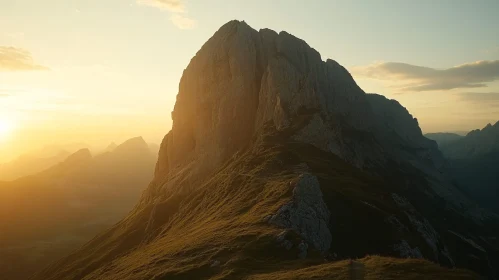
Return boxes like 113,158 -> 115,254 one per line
34,21 -> 499,280
443,120 -> 499,159
157,20 -> 440,187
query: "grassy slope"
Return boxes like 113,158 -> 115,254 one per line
33,121 -> 483,280
249,256 -> 479,280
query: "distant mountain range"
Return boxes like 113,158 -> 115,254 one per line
424,132 -> 464,147
427,122 -> 499,214
0,151 -> 72,181
0,140 -> 159,181
0,137 -> 158,280
439,121 -> 499,159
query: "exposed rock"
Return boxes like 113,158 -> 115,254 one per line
210,260 -> 220,268
441,246 -> 455,267
269,174 -> 331,253
281,240 -> 293,251
298,240 -> 309,259
385,215 -> 408,232
448,231 -> 486,253
154,20 -> 445,187
276,230 -> 290,242
366,93 -> 445,170
391,193 -> 454,264
394,240 -> 423,259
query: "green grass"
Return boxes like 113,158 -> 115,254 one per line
33,120 -> 485,280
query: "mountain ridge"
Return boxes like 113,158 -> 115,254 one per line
440,121 -> 499,159
0,137 -> 158,280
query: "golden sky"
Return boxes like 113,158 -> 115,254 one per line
1,0 -> 498,162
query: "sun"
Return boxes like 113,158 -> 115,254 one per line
0,118 -> 14,140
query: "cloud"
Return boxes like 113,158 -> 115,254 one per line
0,46 -> 48,71
136,0 -> 196,29
137,0 -> 185,12
353,60 -> 499,92
170,14 -> 196,29
457,92 -> 499,107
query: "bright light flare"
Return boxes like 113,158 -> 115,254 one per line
0,118 -> 14,141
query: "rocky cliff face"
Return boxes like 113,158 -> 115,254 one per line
155,20 -> 442,193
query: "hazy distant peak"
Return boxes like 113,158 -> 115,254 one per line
63,148 -> 92,164
105,142 -> 118,152
114,137 -> 149,154
441,119 -> 499,158
466,121 -> 499,136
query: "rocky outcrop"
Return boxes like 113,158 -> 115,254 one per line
393,240 -> 423,259
391,194 -> 454,265
269,174 -> 331,254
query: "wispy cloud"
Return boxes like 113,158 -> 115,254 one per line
0,46 -> 48,71
137,0 -> 185,12
170,14 -> 196,30
137,0 -> 196,29
353,60 -> 499,92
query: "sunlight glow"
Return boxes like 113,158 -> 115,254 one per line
0,118 -> 14,141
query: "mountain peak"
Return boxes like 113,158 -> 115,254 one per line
114,137 -> 148,153
441,120 -> 499,158
158,20 -> 441,184
104,142 -> 118,152
64,148 -> 92,164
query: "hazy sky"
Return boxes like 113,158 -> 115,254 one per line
1,0 -> 498,162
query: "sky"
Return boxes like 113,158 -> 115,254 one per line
1,0 -> 498,162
